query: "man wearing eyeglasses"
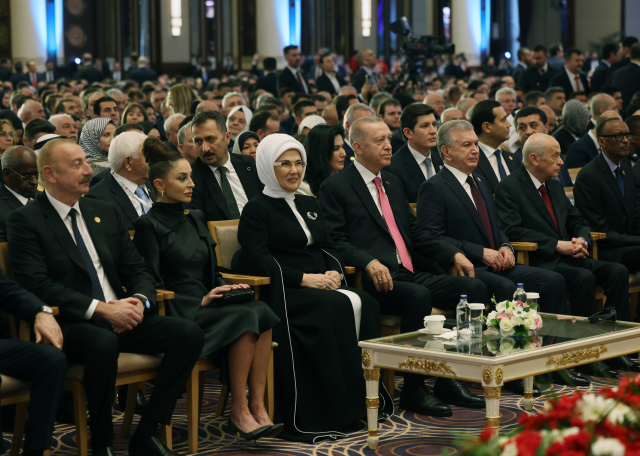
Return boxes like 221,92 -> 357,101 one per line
0,146 -> 39,241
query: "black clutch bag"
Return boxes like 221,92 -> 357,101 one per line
215,289 -> 254,306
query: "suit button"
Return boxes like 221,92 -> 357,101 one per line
392,251 -> 396,255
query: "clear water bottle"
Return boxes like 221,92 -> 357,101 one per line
456,295 -> 470,338
513,283 -> 527,303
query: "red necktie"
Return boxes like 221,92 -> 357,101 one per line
31,73 -> 36,87
538,185 -> 558,227
373,177 -> 413,272
574,75 -> 581,91
295,71 -> 307,94
466,176 -> 495,249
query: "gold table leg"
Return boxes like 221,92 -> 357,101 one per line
364,367 -> 380,449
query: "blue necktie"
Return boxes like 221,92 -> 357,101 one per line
134,186 -> 150,214
495,149 -> 508,180
69,209 -> 111,330
615,167 -> 625,197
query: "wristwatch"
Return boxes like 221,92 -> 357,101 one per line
39,305 -> 53,315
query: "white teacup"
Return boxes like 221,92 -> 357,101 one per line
424,315 -> 446,332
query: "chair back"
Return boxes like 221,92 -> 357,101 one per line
410,203 -> 417,217
568,168 -> 581,184
564,187 -> 574,205
207,220 -> 241,269
129,230 -> 135,240
0,243 -> 10,277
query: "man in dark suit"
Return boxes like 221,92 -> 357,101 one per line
43,60 -> 61,83
277,45 -> 309,95
188,110 -> 263,221
518,44 -> 556,92
129,57 -> 158,85
591,43 -> 621,92
21,61 -> 46,87
511,47 -> 531,83
549,48 -> 590,98
193,60 -> 213,85
253,57 -> 278,97
352,49 -> 387,94
86,132 -> 154,231
386,104 -> 443,203
468,100 -> 521,193
76,54 -> 104,84
0,57 -> 12,82
606,36 -> 639,83
611,43 -> 640,112
7,138 -> 204,456
320,116 -> 487,418
0,146 -> 40,241
315,53 -> 347,98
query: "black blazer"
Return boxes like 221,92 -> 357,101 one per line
549,70 -> 591,97
0,268 -> 46,323
318,163 -> 460,281
573,153 -> 640,262
0,184 -> 40,242
0,68 -> 12,82
77,65 -> 103,84
495,166 -> 592,270
277,67 -> 307,94
590,63 -> 611,92
343,141 -> 355,168
188,154 -> 263,221
552,125 -> 579,157
315,72 -> 346,97
6,193 -> 157,330
518,65 -> 557,92
385,143 -> 443,203
130,67 -> 158,84
417,166 -> 510,268
352,68 -> 371,94
611,63 -> 640,112
90,169 -> 110,187
474,146 -> 522,193
606,57 -> 631,84
254,72 -> 278,98
85,173 -> 156,231
391,129 -> 405,154
564,133 -> 599,169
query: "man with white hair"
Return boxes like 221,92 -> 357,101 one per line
86,131 -> 153,230
18,100 -> 46,128
163,113 -> 185,153
456,98 -> 477,121
177,123 -> 197,163
342,103 -> 375,167
48,114 -> 79,144
220,91 -> 245,117
495,87 -> 520,152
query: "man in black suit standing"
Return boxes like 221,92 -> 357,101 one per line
253,57 -> 278,97
0,58 -> 12,83
320,116 -> 487,418
188,110 -> 263,221
0,146 -> 39,241
591,44 -> 621,92
512,47 -> 531,83
518,45 -> 556,92
549,48 -> 590,98
611,43 -> 640,113
606,36 -> 639,82
6,138 -> 204,456
315,53 -> 347,98
77,54 -> 104,84
130,57 -> 158,85
386,104 -> 443,203
87,132 -> 154,231
468,100 -> 521,193
277,45 -> 309,95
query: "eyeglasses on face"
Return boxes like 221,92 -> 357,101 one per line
6,167 -> 39,181
274,160 -> 306,171
599,133 -> 635,142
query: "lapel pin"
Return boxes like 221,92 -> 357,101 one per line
183,209 -> 190,215
623,170 -> 626,175
350,157 -> 355,161
477,177 -> 482,182
509,156 -> 513,160
94,217 -> 101,223
385,181 -> 390,185
247,167 -> 251,171
439,165 -> 443,169
307,212 -> 317,220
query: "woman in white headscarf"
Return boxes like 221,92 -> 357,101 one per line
238,134 -> 386,443
225,106 -> 253,151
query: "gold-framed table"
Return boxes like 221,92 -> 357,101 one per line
359,313 -> 640,449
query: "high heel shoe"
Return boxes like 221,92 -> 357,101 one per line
226,418 -> 271,448
264,423 -> 284,438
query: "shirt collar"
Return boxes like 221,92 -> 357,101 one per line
539,63 -> 549,73
526,168 -> 545,190
602,152 -> 620,173
407,142 -> 430,164
209,154 -> 232,172
45,190 -> 80,219
565,65 -> 579,79
363,66 -> 374,76
287,65 -> 300,74
4,185 -> 29,205
444,164 -> 471,187
587,130 -> 600,151
478,141 -> 499,158
602,61 -> 611,68
353,159 -> 380,185
112,170 -> 142,192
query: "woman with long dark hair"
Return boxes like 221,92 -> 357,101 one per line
298,124 -> 346,197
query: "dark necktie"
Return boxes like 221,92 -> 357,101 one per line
68,209 -> 112,330
218,167 -> 241,219
615,167 -> 625,197
466,176 -> 495,249
495,149 -> 508,180
295,70 -> 307,94
538,185 -> 558,227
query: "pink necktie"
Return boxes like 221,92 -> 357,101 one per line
373,177 -> 413,273
574,75 -> 581,91
31,73 -> 36,87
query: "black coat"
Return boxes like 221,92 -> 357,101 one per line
90,169 -> 110,187
77,65 -> 104,84
495,166 -> 591,270
549,70 -> 591,97
611,62 -> 640,112
276,67 -> 307,94
606,57 -> 630,84
315,72 -> 346,97
474,146 -> 522,193
0,67 -> 12,82
0,184 -> 40,242
85,173 -> 156,231
6,193 -> 157,331
385,143 -> 443,203
573,153 -> 640,263
130,67 -> 158,84
552,125 -> 579,158
351,68 -> 371,94
590,62 -> 611,92
390,129 -> 405,154
343,141 -> 355,168
188,154 -> 263,221
517,65 -> 557,92
253,72 -> 278,97
564,132 -> 599,169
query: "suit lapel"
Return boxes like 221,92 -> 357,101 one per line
145,181 -> 157,203
0,185 -> 24,211
196,158 -> 230,219
400,146 -> 427,189
477,152 -> 499,191
504,152 -> 520,173
517,167 -> 561,234
230,154 -> 256,197
79,199 -> 119,289
442,168 -> 490,244
596,154 -> 628,214
431,150 -> 444,173
622,165 -> 634,228
476,173 -> 502,246
348,166 -> 388,233
107,174 -> 140,226
293,196 -> 323,243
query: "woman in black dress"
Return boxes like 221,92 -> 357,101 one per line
297,124 -> 347,197
133,138 -> 281,441
238,134 -> 384,443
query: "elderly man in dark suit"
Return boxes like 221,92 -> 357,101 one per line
518,45 -> 557,92
276,45 -> 309,95
0,146 -> 40,241
611,43 -> 640,112
188,110 -> 263,221
86,132 -> 155,231
386,104 -> 443,203
320,116 -> 487,418
6,138 -> 204,456
549,48 -> 590,98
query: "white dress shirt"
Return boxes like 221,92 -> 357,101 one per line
565,66 -> 583,92
587,130 -> 601,153
478,141 -> 511,181
111,171 -> 151,217
539,63 -> 549,75
444,164 -> 476,209
46,191 -> 118,318
602,152 -> 620,177
209,155 -> 249,214
5,186 -> 30,206
287,65 -> 308,93
408,143 -> 436,179
325,72 -> 341,93
526,169 -> 544,192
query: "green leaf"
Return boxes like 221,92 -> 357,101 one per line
491,319 -> 499,327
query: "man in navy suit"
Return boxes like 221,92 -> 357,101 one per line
549,48 -> 590,98
611,43 -> 640,113
591,44 -> 620,93
386,104 -> 443,203
276,45 -> 309,95
21,61 -> 45,87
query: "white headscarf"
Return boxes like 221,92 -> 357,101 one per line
225,106 -> 253,140
256,133 -> 307,200
297,114 -> 327,135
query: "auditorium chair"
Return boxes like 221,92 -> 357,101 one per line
568,168 -> 582,184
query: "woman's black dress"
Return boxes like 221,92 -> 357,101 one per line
238,192 -> 381,442
133,202 -> 279,362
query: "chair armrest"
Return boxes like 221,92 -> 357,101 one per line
590,233 -> 599,241
221,273 -> 270,286
510,242 -> 538,251
344,266 -> 356,274
156,290 -> 175,300
592,232 -> 606,240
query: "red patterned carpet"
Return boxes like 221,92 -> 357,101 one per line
5,371 -> 617,455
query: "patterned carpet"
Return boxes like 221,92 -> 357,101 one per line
5,370 -> 617,456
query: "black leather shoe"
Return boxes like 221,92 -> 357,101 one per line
550,369 -> 590,387
129,433 -> 181,456
604,355 -> 640,373
504,380 -> 541,397
93,447 -> 116,456
399,384 -> 452,417
264,423 -> 284,438
433,378 -> 485,409
575,361 -> 618,378
118,387 -> 148,414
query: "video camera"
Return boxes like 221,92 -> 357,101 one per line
390,17 -> 455,60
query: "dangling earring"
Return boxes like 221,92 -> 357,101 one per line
161,191 -> 164,198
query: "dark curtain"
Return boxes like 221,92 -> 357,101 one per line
518,0 -> 534,47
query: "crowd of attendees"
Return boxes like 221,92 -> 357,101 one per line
2,35 -> 640,456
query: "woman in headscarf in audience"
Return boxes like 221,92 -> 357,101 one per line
121,102 -> 150,124
231,131 -> 260,159
79,117 -> 117,174
551,99 -> 591,157
297,114 -> 326,135
238,134 -> 384,443
133,138 -> 282,443
137,121 -> 162,138
297,124 -> 346,197
225,106 -> 253,151
0,119 -> 15,155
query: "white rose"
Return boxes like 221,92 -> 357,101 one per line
496,302 -> 507,313
500,442 -> 518,456
524,341 -> 536,351
525,318 -> 537,330
528,309 -> 538,319
591,437 -> 625,456
500,317 -> 514,333
487,310 -> 498,321
500,337 -> 515,354
512,317 -> 524,327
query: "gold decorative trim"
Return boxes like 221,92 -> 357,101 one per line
482,367 -> 493,384
365,398 -> 379,409
495,367 -> 504,385
486,417 -> 500,428
362,350 -> 372,368
368,429 -> 378,437
398,357 -> 456,376
363,368 -> 381,381
524,392 -> 534,399
546,345 -> 608,367
483,386 -> 502,400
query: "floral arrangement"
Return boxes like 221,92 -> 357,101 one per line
486,297 -> 542,337
455,375 -> 640,456
486,334 -> 543,356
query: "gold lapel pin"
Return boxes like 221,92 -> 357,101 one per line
94,217 -> 101,223
183,209 -> 190,215
509,156 -> 513,160
439,165 -> 443,169
350,157 -> 355,161
623,170 -> 626,175
477,177 -> 481,181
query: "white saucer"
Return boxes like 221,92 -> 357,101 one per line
418,327 -> 447,335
